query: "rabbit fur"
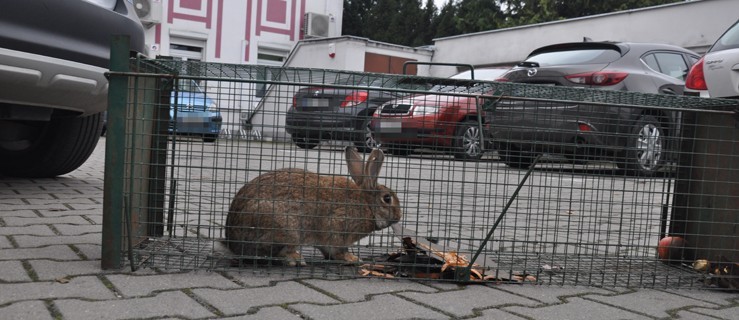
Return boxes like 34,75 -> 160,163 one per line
226,146 -> 402,266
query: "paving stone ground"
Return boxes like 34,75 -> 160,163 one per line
1,139 -> 737,320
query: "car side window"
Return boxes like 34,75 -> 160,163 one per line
643,52 -> 689,80
711,20 -> 739,52
642,54 -> 660,72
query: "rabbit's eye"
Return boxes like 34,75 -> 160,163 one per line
382,194 -> 393,204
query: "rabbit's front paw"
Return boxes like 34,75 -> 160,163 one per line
334,252 -> 361,264
283,250 -> 307,267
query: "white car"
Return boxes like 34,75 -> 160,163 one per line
685,19 -> 739,99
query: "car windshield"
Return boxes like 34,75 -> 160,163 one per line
710,20 -> 739,52
525,48 -> 621,66
431,82 -> 479,93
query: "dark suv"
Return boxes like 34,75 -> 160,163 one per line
0,0 -> 145,177
490,42 -> 699,175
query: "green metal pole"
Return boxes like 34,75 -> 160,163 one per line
101,35 -> 130,269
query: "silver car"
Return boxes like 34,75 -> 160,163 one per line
0,0 -> 145,177
685,19 -> 739,99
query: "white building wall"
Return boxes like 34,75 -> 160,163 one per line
430,0 -> 739,77
143,0 -> 343,63
286,37 -> 434,71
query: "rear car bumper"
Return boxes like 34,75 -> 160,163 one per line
170,112 -> 223,136
0,47 -> 110,117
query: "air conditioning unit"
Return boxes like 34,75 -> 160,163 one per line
133,0 -> 162,27
304,12 -> 330,38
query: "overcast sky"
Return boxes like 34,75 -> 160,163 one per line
434,0 -> 448,9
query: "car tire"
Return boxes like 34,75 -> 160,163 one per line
497,143 -> 536,169
0,112 -> 104,178
291,135 -> 320,149
354,118 -> 379,153
453,120 -> 484,160
618,115 -> 664,176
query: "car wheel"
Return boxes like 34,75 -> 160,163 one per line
618,115 -> 664,176
497,143 -> 536,169
291,135 -> 320,149
453,120 -> 484,160
354,118 -> 379,153
0,112 -> 104,178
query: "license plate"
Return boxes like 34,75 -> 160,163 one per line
379,119 -> 402,132
303,98 -> 330,108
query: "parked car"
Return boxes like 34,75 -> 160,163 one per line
0,0 -> 145,177
685,19 -> 739,99
490,41 -> 700,175
370,68 -> 508,160
170,80 -> 222,142
100,80 -> 222,142
285,75 -> 429,152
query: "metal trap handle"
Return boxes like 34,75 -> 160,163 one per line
457,154 -> 543,280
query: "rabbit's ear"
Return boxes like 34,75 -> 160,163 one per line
345,146 -> 365,186
363,148 -> 384,189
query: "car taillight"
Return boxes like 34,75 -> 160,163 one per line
566,71 -> 628,86
685,57 -> 707,90
578,123 -> 593,132
341,91 -> 369,107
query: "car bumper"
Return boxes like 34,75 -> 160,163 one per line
285,111 -> 358,136
0,0 -> 145,118
0,47 -> 110,117
170,113 -> 223,135
371,116 -> 453,145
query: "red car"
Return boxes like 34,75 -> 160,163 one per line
370,68 -> 506,160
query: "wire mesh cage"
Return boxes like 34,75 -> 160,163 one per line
103,47 -> 738,289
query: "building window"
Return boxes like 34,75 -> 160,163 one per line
256,47 -> 289,66
255,46 -> 289,97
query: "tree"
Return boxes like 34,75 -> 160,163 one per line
342,0 -> 685,46
434,0 -> 459,38
455,0 -> 503,34
418,0 -> 438,45
499,0 -> 684,27
342,0 -> 374,38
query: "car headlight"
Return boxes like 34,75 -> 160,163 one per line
412,105 -> 441,116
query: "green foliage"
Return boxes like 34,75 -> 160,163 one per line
455,0 -> 503,33
342,0 -> 683,46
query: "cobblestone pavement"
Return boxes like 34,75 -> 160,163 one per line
1,138 -> 737,320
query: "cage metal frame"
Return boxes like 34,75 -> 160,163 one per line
102,37 -> 738,289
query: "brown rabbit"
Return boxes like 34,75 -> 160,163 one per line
225,146 -> 402,266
